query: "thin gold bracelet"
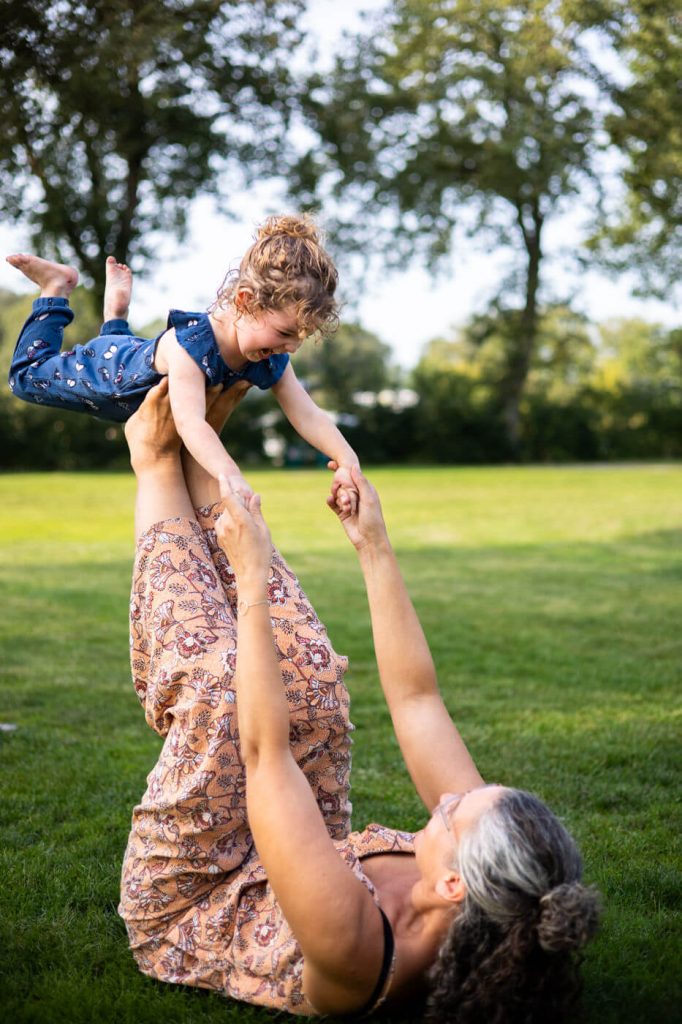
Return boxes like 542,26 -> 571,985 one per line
238,598 -> 270,616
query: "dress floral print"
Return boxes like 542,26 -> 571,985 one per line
119,504 -> 414,1015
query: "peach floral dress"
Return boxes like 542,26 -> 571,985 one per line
118,505 -> 415,1015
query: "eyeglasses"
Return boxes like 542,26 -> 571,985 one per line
434,783 -> 502,835
436,792 -> 466,832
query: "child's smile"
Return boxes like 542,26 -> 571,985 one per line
236,304 -> 304,362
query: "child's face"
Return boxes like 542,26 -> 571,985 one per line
235,303 -> 304,362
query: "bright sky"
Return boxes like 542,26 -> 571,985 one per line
0,0 -> 678,368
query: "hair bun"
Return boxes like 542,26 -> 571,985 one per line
537,883 -> 601,953
256,213 -> 320,243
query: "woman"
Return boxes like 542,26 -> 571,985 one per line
119,381 -> 600,1021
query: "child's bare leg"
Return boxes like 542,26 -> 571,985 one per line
5,254 -> 78,298
103,256 -> 133,322
182,382 -> 252,508
124,379 -> 194,540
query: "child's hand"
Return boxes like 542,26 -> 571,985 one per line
330,463 -> 359,515
216,476 -> 272,584
226,473 -> 254,503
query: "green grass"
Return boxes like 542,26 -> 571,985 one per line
1,465 -> 680,1024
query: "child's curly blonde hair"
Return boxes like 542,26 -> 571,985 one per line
213,214 -> 340,338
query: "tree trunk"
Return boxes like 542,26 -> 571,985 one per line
500,203 -> 543,456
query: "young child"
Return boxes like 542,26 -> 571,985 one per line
6,214 -> 359,501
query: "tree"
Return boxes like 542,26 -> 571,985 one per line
295,0 -> 598,454
569,0 -> 682,298
466,301 -> 595,403
0,0 -> 305,307
293,321 -> 397,410
411,303 -> 598,461
269,321 -> 411,464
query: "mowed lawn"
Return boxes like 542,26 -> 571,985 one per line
0,465 -> 680,1024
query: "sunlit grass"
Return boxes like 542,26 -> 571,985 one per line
1,464 -> 680,1023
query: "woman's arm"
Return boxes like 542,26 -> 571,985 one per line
328,467 -> 484,810
272,363 -> 359,471
214,481 -> 390,1015
166,343 -> 252,495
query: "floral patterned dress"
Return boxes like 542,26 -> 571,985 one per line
118,505 -> 415,1015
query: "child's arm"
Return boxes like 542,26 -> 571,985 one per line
272,364 -> 359,476
166,342 -> 252,495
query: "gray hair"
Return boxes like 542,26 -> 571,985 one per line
456,788 -> 601,953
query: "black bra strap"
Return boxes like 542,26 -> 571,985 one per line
351,906 -> 395,1018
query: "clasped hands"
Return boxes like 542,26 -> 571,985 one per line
215,465 -> 389,585
225,462 -> 359,512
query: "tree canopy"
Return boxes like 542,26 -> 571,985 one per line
0,0 -> 305,304
295,0 -> 599,451
583,0 -> 682,298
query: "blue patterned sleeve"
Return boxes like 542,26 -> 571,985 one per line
168,310 -> 224,384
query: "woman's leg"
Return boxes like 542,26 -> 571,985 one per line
121,384 -> 255,970
124,378 -> 193,539
181,384 -> 251,610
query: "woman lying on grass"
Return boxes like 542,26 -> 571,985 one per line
119,380 -> 600,1022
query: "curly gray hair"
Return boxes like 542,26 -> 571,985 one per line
426,788 -> 601,1023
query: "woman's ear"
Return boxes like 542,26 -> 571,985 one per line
435,871 -> 466,906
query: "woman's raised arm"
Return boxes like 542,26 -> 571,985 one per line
214,480 -> 392,1016
328,467 -> 484,810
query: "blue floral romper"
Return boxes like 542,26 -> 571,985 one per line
8,298 -> 289,422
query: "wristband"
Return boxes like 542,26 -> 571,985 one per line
238,598 -> 269,616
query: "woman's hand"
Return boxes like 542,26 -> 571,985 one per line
215,475 -> 272,588
326,465 -> 388,551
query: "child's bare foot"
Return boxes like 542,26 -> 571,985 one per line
5,254 -> 78,298
124,378 -> 181,473
103,256 -> 133,321
205,381 -> 252,433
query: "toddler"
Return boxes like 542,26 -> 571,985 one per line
7,215 -> 358,501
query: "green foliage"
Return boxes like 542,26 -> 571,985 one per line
576,1 -> 682,297
294,320 -> 398,408
278,321 -> 417,463
2,282 -> 680,468
410,305 -> 682,462
300,0 -> 596,252
0,0 -> 305,302
296,0 -> 600,449
1,465 -> 681,1023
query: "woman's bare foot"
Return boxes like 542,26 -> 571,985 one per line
205,380 -> 252,433
103,256 -> 133,321
5,254 -> 78,298
124,378 -> 181,474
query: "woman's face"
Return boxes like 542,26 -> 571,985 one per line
414,784 -> 506,896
